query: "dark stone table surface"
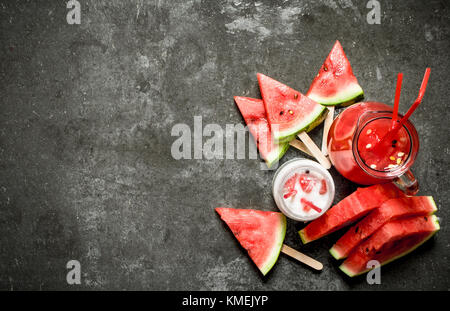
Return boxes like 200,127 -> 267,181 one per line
1,0 -> 449,290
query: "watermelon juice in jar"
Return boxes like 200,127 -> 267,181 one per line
327,102 -> 419,195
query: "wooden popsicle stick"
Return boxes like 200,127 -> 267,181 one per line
321,106 -> 335,156
289,139 -> 314,157
297,131 -> 331,169
281,244 -> 323,271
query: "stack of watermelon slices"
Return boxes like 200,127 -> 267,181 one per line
234,40 -> 364,167
299,183 -> 440,277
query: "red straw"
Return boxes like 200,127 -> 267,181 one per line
391,72 -> 403,129
371,68 -> 431,154
394,68 -> 431,130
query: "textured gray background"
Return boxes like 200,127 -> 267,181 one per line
0,0 -> 449,290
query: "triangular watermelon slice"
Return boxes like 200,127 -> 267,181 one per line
234,96 -> 289,168
330,196 -> 438,260
307,40 -> 364,107
257,73 -> 326,143
215,207 -> 286,275
340,215 -> 440,277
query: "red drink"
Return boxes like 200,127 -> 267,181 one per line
327,102 -> 419,194
357,118 -> 410,171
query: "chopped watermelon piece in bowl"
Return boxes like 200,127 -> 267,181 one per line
307,40 -> 364,107
299,173 -> 316,193
283,173 -> 299,199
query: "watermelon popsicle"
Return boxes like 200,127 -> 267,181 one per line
307,40 -> 364,107
257,73 -> 331,169
216,207 -> 323,275
234,96 -> 289,168
306,40 -> 364,156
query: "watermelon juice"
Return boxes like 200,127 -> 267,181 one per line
327,102 -> 419,194
272,159 -> 335,221
357,118 -> 410,171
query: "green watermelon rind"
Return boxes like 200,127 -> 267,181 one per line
299,229 -> 311,245
339,215 -> 440,277
329,196 -> 438,260
274,104 -> 327,143
304,106 -> 328,132
329,245 -> 343,260
259,214 -> 287,276
308,83 -> 364,107
264,143 -> 290,168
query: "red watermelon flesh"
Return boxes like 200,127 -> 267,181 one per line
340,215 -> 440,277
215,207 -> 286,275
299,183 -> 404,244
257,73 -> 326,143
330,196 -> 438,259
234,96 -> 289,167
307,40 -> 364,107
283,173 -> 299,198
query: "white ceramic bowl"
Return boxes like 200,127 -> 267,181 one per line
272,158 -> 335,222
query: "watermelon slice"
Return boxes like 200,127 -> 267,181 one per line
299,183 -> 404,244
340,215 -> 440,277
215,207 -> 286,275
307,40 -> 364,107
330,196 -> 438,259
257,73 -> 326,143
234,96 -> 289,167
